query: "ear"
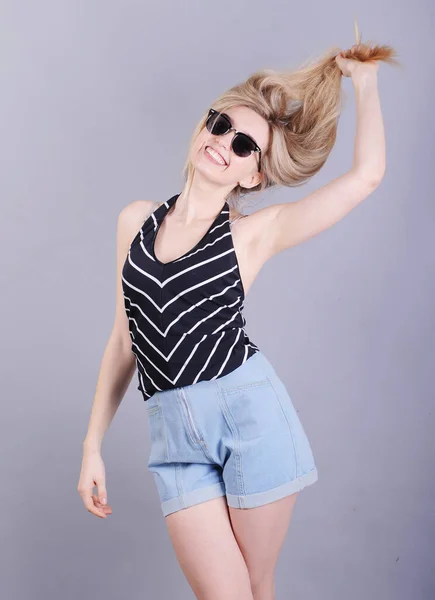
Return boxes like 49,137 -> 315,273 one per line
239,171 -> 262,189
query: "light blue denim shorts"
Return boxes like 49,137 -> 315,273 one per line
145,351 -> 318,517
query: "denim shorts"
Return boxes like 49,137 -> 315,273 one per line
145,351 -> 318,517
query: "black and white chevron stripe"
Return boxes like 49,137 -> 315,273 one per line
121,193 -> 259,400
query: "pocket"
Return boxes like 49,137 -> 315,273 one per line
146,401 -> 169,467
222,378 -> 290,440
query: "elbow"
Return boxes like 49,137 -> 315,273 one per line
353,167 -> 385,189
369,170 -> 385,188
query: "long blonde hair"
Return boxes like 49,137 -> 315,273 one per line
182,39 -> 400,210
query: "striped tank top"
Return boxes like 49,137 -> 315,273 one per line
121,192 -> 260,400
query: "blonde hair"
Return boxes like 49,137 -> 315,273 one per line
182,40 -> 400,210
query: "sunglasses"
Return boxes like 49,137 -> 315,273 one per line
205,108 -> 262,172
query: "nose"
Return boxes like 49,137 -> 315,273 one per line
213,129 -> 236,152
212,137 -> 230,155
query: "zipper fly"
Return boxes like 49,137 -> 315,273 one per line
180,388 -> 203,443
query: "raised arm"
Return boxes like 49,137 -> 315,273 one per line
251,61 -> 385,259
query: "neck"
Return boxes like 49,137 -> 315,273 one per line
176,169 -> 235,222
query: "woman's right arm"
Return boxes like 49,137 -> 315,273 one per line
77,200 -> 155,518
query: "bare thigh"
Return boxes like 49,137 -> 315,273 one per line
165,496 -> 254,600
228,492 -> 299,592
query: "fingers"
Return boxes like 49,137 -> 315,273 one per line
96,479 -> 108,506
77,455 -> 112,518
82,494 -> 107,518
77,488 -> 112,518
92,494 -> 113,515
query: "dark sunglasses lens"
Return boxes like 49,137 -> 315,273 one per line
206,112 -> 230,135
232,133 -> 256,157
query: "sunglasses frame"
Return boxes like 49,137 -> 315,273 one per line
206,108 -> 262,173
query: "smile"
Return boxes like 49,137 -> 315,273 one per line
205,146 -> 227,165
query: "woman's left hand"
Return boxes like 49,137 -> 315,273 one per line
335,45 -> 379,80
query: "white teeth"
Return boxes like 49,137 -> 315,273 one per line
206,146 -> 226,164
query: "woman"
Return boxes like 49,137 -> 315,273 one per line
78,38 -> 398,599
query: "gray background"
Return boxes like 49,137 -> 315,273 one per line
1,1 -> 433,599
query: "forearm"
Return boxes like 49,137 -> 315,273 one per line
351,72 -> 386,182
82,334 -> 136,453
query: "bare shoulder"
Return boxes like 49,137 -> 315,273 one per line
229,204 -> 275,248
229,206 -> 244,222
117,199 -> 163,244
228,204 -> 281,277
118,199 -> 161,229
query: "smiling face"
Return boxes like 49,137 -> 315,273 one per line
189,105 -> 270,191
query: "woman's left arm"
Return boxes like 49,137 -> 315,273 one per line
352,68 -> 386,179
252,66 -> 386,258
